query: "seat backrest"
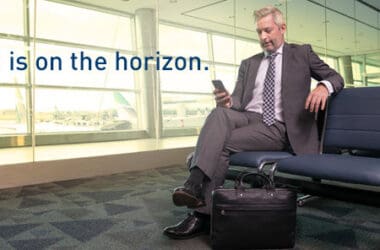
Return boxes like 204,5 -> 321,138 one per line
322,87 -> 380,152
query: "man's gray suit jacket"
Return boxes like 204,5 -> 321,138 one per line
230,43 -> 344,155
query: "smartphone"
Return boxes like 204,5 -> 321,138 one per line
212,80 -> 227,92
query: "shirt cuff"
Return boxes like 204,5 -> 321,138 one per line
319,80 -> 334,95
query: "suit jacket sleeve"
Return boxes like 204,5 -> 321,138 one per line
307,45 -> 344,92
230,58 -> 248,110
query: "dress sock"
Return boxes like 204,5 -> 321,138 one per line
187,167 -> 206,186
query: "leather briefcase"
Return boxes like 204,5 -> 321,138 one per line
211,172 -> 297,249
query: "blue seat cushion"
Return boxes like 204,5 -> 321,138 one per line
230,151 -> 293,168
277,154 -> 380,186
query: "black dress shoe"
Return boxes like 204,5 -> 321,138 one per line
172,183 -> 205,208
163,213 -> 209,239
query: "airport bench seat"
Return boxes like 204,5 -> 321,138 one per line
226,151 -> 293,180
229,151 -> 292,169
276,154 -> 380,186
270,87 -> 380,206
227,103 -> 325,181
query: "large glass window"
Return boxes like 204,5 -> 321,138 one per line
35,89 -> 138,133
1,0 -> 380,165
159,24 -> 213,133
34,43 -> 135,89
212,35 -> 261,64
159,23 -> 263,134
0,86 -> 27,134
0,0 -> 24,35
0,39 -> 26,84
1,0 -> 141,157
159,25 -> 209,60
352,62 -> 362,83
33,0 -> 133,50
214,65 -> 238,93
0,0 -> 28,146
29,1 -> 140,137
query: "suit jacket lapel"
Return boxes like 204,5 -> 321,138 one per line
241,53 -> 264,108
281,43 -> 290,92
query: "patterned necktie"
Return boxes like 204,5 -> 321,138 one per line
262,52 -> 278,126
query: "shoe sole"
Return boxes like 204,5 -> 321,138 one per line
163,229 -> 208,240
172,190 -> 205,208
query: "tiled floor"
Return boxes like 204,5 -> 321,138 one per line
0,165 -> 379,249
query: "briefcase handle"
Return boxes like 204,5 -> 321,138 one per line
234,172 -> 275,190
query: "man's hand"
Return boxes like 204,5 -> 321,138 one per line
214,89 -> 232,108
305,84 -> 329,112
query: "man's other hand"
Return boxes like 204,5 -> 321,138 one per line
305,84 -> 329,112
214,89 -> 232,108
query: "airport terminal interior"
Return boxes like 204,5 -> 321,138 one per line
0,0 -> 380,249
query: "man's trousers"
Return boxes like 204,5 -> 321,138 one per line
189,107 -> 288,214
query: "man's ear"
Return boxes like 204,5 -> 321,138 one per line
280,23 -> 286,34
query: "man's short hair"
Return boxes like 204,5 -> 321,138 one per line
253,5 -> 285,27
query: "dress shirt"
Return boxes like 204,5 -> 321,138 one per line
245,45 -> 284,122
